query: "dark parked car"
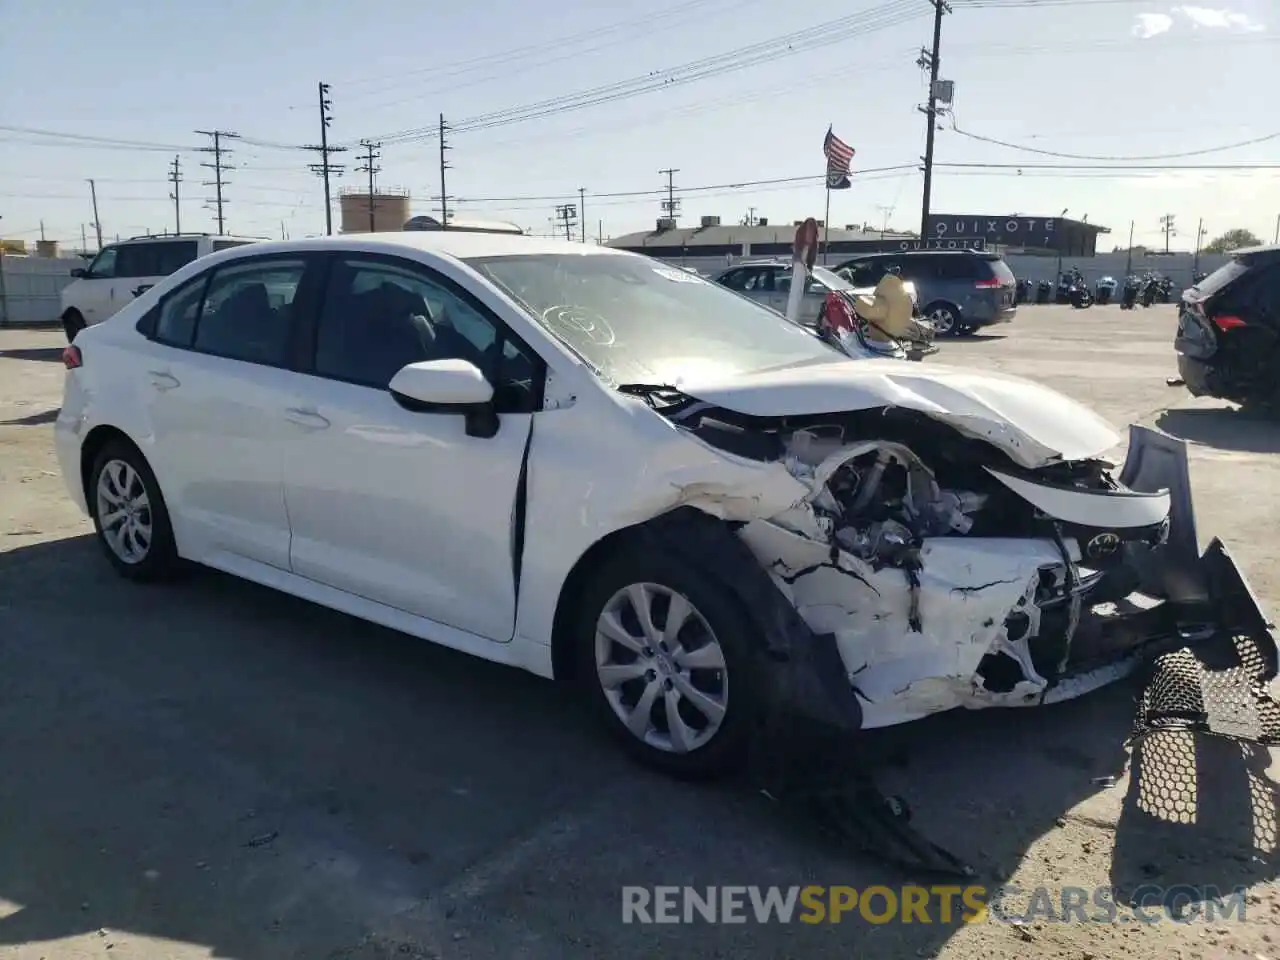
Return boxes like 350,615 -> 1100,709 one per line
1175,243 -> 1280,410
835,250 -> 1017,336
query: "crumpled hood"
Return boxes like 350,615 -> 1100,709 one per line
673,358 -> 1121,468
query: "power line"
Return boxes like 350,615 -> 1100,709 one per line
196,130 -> 239,235
946,117 -> 1280,161
362,0 -> 925,145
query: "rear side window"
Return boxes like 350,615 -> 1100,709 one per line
192,258 -> 307,365
1205,261 -> 1279,319
115,241 -> 199,278
717,268 -> 746,290
155,276 -> 210,346
934,256 -> 978,281
213,239 -> 254,252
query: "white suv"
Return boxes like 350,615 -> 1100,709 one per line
61,233 -> 259,341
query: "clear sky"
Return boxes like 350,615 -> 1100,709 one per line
0,0 -> 1275,251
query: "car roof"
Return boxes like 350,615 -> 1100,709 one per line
204,231 -> 631,262
1233,242 -> 1280,262
112,233 -> 262,245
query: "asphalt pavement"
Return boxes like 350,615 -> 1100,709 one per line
2,305 -> 1279,959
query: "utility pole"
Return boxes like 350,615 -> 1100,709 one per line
355,140 -> 382,233
1274,213 -> 1279,244
167,154 -> 183,235
1159,214 -> 1177,254
917,0 -> 951,237
578,187 -> 586,242
87,179 -> 103,249
196,129 -> 239,235
659,168 -> 681,224
438,114 -> 452,228
554,203 -> 578,241
876,203 -> 895,238
1193,218 -> 1207,274
598,219 -> 603,246
1125,219 -> 1134,277
303,83 -> 347,236
81,223 -> 88,254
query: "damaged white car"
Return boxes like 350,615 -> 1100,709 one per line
56,233 -> 1274,779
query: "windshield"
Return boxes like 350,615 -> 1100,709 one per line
1192,258 -> 1250,298
465,253 -> 842,386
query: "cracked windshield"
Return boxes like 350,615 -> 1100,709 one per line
467,253 -> 840,386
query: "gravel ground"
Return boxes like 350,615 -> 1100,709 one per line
2,306 -> 1279,960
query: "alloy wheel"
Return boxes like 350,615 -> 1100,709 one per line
594,582 -> 729,754
928,306 -> 957,335
95,459 -> 153,564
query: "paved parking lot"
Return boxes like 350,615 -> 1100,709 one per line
2,306 -> 1279,960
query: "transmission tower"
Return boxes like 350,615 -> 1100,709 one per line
659,168 -> 681,223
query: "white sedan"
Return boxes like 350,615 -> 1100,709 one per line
56,233 -> 1271,778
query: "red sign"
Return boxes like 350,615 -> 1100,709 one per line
793,218 -> 819,271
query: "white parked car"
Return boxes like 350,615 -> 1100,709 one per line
711,260 -> 919,327
60,233 -> 258,341
55,233 -> 1270,777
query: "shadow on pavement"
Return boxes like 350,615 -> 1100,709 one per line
1156,407 -> 1280,455
0,408 -> 58,426
0,347 -> 64,363
0,534 -> 1276,958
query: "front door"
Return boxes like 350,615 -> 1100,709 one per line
76,247 -> 118,325
281,253 -> 544,642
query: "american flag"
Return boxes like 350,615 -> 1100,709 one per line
823,125 -> 854,190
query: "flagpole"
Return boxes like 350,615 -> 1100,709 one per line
823,183 -> 831,265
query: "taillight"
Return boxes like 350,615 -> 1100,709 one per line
1213,314 -> 1247,331
974,278 -> 1002,289
61,345 -> 82,369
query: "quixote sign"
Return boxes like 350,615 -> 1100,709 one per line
927,215 -> 1060,249
895,237 -> 986,252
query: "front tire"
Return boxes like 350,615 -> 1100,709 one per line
573,548 -> 763,779
62,309 -> 86,343
88,440 -> 182,582
924,302 -> 961,337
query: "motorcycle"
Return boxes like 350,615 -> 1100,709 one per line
1058,269 -> 1093,309
1156,276 -> 1173,303
1141,274 -> 1160,308
1015,278 -> 1033,305
817,277 -> 936,363
1094,275 -> 1117,306
1120,275 -> 1140,310
1035,279 -> 1053,304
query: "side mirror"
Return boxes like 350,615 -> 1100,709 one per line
70,268 -> 86,278
388,359 -> 499,438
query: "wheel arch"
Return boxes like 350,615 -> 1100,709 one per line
79,424 -> 148,515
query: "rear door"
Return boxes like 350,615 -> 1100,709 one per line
134,252 -> 315,569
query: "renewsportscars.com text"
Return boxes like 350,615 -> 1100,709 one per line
621,885 -> 1247,925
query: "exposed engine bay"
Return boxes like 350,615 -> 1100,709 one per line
656,398 -> 1205,729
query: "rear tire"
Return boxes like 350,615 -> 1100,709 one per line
88,440 -> 182,582
62,309 -> 86,343
573,547 -> 764,780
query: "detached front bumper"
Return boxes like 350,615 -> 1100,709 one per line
741,425 -> 1277,732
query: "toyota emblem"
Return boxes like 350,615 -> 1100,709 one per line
1086,532 -> 1121,559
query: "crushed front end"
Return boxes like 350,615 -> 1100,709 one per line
661,398 -> 1277,731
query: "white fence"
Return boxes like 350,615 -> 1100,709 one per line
0,255 -> 76,326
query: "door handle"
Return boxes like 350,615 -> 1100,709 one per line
284,407 -> 331,430
148,370 -> 180,390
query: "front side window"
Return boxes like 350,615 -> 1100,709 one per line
466,253 -> 840,386
192,258 -> 305,365
315,257 -> 539,410
114,244 -> 156,279
152,241 -> 200,275
840,259 -> 884,287
86,247 -> 117,279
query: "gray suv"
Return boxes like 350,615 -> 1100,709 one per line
835,250 -> 1017,336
